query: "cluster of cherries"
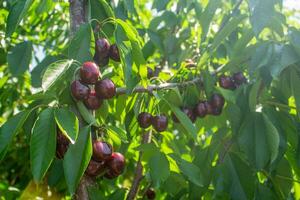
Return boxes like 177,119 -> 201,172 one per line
172,93 -> 225,124
93,38 -> 120,67
137,112 -> 168,132
85,140 -> 125,179
71,61 -> 116,110
219,72 -> 247,90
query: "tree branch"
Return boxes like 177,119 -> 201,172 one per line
126,131 -> 152,200
116,77 -> 203,95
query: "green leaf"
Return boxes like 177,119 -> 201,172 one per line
31,55 -> 64,88
149,151 -> 170,187
249,80 -> 261,112
41,59 -> 73,91
170,154 -> 203,187
107,125 -> 128,143
238,112 -> 279,169
54,107 -> 79,144
152,0 -> 169,11
290,68 -> 300,118
6,0 -> 33,37
7,41 -> 32,76
214,152 -> 255,199
203,69 -> 215,98
216,87 -> 238,104
249,0 -> 276,35
68,23 -> 94,63
161,96 -> 197,141
249,43 -> 273,74
199,0 -> 221,40
211,15 -> 246,51
0,110 -> 31,160
63,126 -> 92,194
30,108 -> 57,182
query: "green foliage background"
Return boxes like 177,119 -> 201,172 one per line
1,0 -> 300,199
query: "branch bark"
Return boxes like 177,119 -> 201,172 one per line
116,77 -> 203,95
126,131 -> 152,200
69,1 -> 93,200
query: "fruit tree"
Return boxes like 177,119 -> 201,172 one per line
1,0 -> 300,199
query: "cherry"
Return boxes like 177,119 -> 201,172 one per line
85,159 -> 106,177
210,94 -> 225,109
84,90 -> 102,110
94,52 -> 109,67
182,107 -> 196,123
152,115 -> 168,132
232,72 -> 247,86
211,107 -> 222,116
95,79 -> 116,99
194,101 -> 207,118
109,44 -> 120,62
56,130 -> 69,159
204,101 -> 213,115
92,140 -> 113,162
219,75 -> 235,90
71,80 -> 90,100
95,38 -> 110,58
147,67 -> 154,79
104,170 -> 119,179
80,62 -> 100,84
106,152 -> 125,175
138,112 -> 153,128
146,188 -> 156,200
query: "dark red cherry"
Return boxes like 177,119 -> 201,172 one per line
95,38 -> 110,58
152,115 -> 168,132
232,72 -> 247,86
211,107 -> 222,116
93,53 -> 109,67
194,101 -> 207,118
182,107 -> 196,123
210,94 -> 225,109
204,101 -> 213,115
147,67 -> 154,79
106,152 -> 125,175
71,80 -> 90,100
138,112 -> 153,128
84,90 -> 102,110
92,141 -> 113,162
56,130 -> 69,159
146,188 -> 156,200
104,170 -> 119,179
109,44 -> 120,62
95,79 -> 116,99
85,159 -> 106,177
80,62 -> 100,84
219,75 -> 235,90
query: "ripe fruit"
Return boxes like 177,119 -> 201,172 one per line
109,44 -> 120,62
138,112 -> 153,128
182,107 -> 196,123
211,107 -> 222,116
204,101 -> 213,115
152,115 -> 168,132
219,75 -> 235,90
80,62 -> 100,84
194,101 -> 207,118
85,159 -> 106,177
95,79 -> 116,99
106,152 -> 125,175
92,140 -> 113,162
93,52 -> 109,67
104,170 -> 119,179
84,90 -> 102,110
71,80 -> 90,100
95,38 -> 110,58
232,72 -> 247,86
210,94 -> 225,109
147,67 -> 154,79
146,188 -> 156,200
56,131 -> 69,159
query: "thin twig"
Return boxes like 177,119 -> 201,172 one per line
126,131 -> 152,200
116,77 -> 203,95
